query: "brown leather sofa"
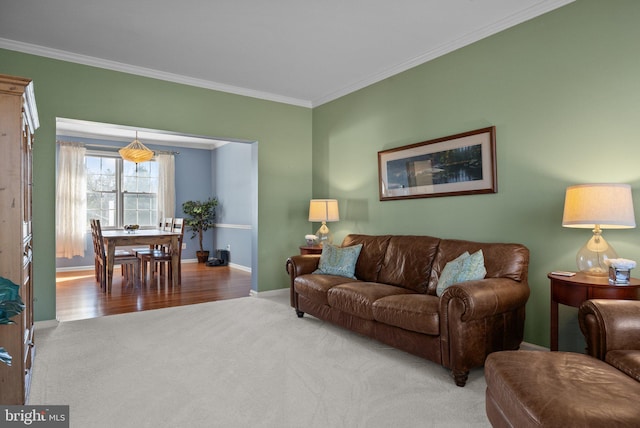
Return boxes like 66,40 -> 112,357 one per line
484,299 -> 640,427
286,234 -> 530,387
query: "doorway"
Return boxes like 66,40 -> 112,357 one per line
54,118 -> 258,320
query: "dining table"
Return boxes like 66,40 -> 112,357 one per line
101,229 -> 182,290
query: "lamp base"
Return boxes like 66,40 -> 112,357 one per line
576,230 -> 617,276
315,222 -> 333,246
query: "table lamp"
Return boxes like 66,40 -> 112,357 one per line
308,199 -> 339,246
562,183 -> 636,276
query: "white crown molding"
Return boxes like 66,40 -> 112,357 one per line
0,37 -> 312,108
310,0 -> 575,107
1,0 -> 573,109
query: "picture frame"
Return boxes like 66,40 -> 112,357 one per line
378,126 -> 497,201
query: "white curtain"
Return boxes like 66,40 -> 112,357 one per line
56,142 -> 87,258
157,153 -> 175,220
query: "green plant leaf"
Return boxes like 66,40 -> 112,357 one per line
0,277 -> 24,325
0,347 -> 12,366
182,197 -> 218,252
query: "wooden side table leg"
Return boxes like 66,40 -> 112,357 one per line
550,297 -> 559,351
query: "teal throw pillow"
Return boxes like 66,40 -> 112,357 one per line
436,252 -> 469,297
456,250 -> 487,283
313,244 -> 363,279
436,250 -> 486,297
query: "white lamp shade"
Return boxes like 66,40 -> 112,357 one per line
562,183 -> 636,229
308,199 -> 339,222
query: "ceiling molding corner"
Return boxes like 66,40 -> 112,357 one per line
0,37 -> 313,109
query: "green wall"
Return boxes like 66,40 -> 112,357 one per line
0,50 -> 313,321
312,0 -> 640,350
2,0 -> 639,350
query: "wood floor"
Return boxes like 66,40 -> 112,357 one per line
56,262 -> 252,322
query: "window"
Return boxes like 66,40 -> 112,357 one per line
85,152 -> 159,228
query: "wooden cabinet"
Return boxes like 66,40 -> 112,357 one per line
0,74 -> 39,404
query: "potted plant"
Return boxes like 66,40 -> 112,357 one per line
182,197 -> 218,263
0,277 -> 25,366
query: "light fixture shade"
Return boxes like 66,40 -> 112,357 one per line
562,183 -> 636,276
119,133 -> 154,164
562,183 -> 636,229
308,199 -> 340,222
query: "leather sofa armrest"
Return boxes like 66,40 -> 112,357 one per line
439,277 -> 530,322
286,255 -> 320,308
579,299 -> 640,360
286,255 -> 320,277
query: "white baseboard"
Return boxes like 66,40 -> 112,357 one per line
35,319 -> 60,329
56,265 -> 94,272
250,288 -> 288,298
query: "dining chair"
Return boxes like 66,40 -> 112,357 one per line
136,218 -> 185,286
90,219 -> 140,292
162,217 -> 173,231
132,218 -> 171,255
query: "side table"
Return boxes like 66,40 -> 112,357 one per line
299,245 -> 322,255
548,272 -> 640,351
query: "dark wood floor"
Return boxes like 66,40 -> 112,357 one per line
56,262 -> 252,322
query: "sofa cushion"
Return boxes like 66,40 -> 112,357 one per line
327,282 -> 414,320
458,250 -> 487,281
436,250 -> 487,297
606,350 -> 640,381
341,235 -> 392,282
372,294 -> 440,335
436,251 -> 469,297
294,274 -> 355,306
428,239 -> 529,295
313,244 -> 363,279
376,235 -> 441,293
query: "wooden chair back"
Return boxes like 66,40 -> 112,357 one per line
163,217 -> 173,231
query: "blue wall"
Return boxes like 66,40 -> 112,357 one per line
212,142 -> 254,269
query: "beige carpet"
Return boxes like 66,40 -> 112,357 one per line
30,293 -> 490,427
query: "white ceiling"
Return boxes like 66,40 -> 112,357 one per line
1,0 -> 573,108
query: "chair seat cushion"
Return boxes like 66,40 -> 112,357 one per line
372,294 -> 440,335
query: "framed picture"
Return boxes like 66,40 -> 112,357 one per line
378,126 -> 497,201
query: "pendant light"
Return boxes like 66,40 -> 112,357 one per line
119,131 -> 154,164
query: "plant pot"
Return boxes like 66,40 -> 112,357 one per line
196,251 -> 210,263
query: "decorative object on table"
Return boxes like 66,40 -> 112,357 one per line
606,258 -> 636,285
183,197 -> 218,263
123,224 -> 139,233
0,277 -> 25,366
377,126 -> 497,201
119,131 -> 154,165
305,234 -> 318,246
308,199 -> 339,246
562,183 -> 636,276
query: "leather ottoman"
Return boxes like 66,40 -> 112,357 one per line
485,351 -> 640,427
